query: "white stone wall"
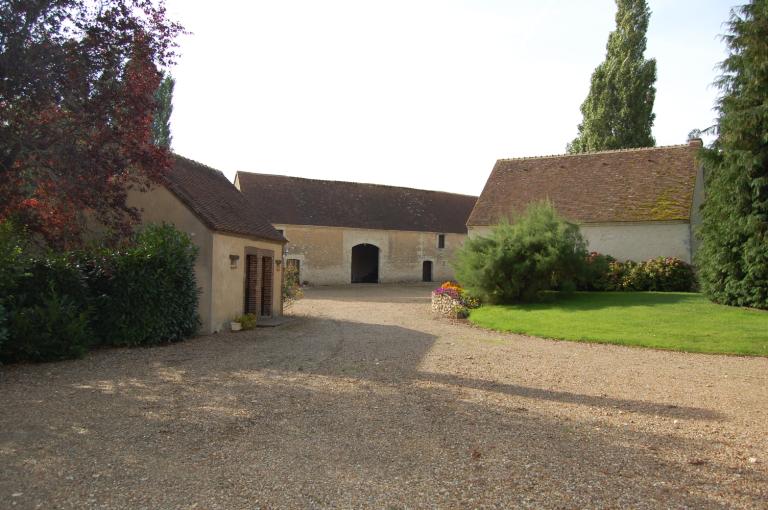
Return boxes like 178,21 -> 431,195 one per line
468,221 -> 694,263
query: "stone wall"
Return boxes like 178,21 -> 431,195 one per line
277,224 -> 467,285
431,292 -> 467,319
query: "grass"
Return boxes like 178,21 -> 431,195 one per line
468,292 -> 768,356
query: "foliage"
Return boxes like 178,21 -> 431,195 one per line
579,253 -> 696,292
0,303 -> 7,351
233,313 -> 257,330
696,1 -> 768,309
282,263 -> 304,307
0,0 -> 182,248
87,224 -> 200,346
2,287 -> 93,363
0,222 -> 199,362
580,252 -> 617,291
568,0 -> 657,153
453,201 -> 588,303
152,73 -> 175,148
469,292 -> 768,356
0,221 -> 29,303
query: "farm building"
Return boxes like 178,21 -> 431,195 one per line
467,140 -> 705,262
235,173 -> 477,285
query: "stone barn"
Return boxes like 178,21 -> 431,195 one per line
235,172 -> 477,285
467,141 -> 705,263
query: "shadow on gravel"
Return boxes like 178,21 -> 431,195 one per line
0,317 -> 759,508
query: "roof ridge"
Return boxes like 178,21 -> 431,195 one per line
174,154 -> 229,181
496,144 -> 693,163
236,171 -> 478,198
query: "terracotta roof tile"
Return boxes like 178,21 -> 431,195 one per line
467,144 -> 700,226
164,156 -> 285,242
236,173 -> 477,234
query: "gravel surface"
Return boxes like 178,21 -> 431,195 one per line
1,284 -> 767,509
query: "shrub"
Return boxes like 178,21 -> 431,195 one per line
453,201 -> 588,303
0,303 -> 7,351
282,263 -> 303,307
234,313 -> 257,330
579,252 -> 616,291
1,287 -> 92,363
580,253 -> 697,292
88,224 -> 200,346
633,257 -> 696,292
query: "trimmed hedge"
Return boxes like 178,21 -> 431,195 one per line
0,223 -> 200,363
87,225 -> 200,347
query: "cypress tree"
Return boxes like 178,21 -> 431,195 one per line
568,0 -> 657,153
152,73 -> 175,149
697,1 -> 768,309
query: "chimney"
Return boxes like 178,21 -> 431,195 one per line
688,137 -> 703,147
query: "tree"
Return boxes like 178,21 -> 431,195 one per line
453,201 -> 588,303
568,0 -> 657,153
0,1 -> 182,249
152,73 -> 175,149
696,1 -> 768,309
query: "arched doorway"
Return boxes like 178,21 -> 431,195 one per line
422,260 -> 433,282
351,244 -> 379,283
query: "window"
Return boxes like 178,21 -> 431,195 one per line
276,229 -> 284,236
437,234 -> 445,249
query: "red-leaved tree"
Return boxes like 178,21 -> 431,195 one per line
0,1 -> 182,248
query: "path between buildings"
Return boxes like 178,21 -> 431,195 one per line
1,284 -> 767,508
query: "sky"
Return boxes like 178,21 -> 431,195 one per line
164,0 -> 735,196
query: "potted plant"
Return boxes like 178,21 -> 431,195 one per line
231,313 -> 257,332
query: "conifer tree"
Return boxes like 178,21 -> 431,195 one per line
152,73 -> 175,149
568,0 -> 657,153
697,1 -> 768,309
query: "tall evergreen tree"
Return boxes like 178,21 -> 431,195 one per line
568,0 -> 657,153
696,1 -> 768,309
152,73 -> 175,149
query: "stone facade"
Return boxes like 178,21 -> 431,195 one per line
277,224 -> 465,285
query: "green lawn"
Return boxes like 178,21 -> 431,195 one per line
468,292 -> 768,356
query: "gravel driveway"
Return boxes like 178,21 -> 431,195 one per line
1,284 -> 767,509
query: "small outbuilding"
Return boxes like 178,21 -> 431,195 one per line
467,141 -> 704,262
129,156 -> 286,334
235,173 -> 478,285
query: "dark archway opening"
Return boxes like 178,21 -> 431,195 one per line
422,261 -> 433,282
351,244 -> 379,283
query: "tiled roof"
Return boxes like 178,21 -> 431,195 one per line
236,173 -> 477,234
164,156 -> 285,242
467,144 -> 700,226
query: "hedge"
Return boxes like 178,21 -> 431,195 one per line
580,253 -> 697,292
0,223 -> 200,363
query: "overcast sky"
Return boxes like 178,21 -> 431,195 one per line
164,0 -> 734,196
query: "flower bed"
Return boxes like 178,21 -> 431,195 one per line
431,281 -> 479,319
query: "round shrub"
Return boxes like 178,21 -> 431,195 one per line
454,201 -> 588,303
